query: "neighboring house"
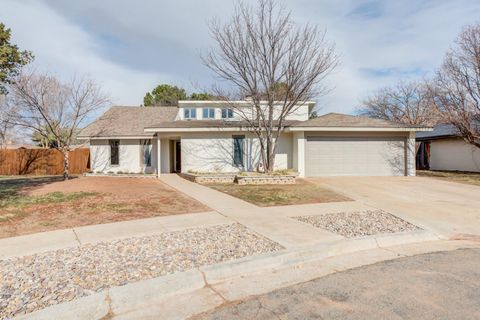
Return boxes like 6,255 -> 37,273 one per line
416,123 -> 480,172
78,100 -> 429,177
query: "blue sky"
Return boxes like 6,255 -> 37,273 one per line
1,0 -> 480,114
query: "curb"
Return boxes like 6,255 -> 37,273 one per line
16,230 -> 459,320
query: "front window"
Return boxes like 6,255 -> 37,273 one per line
221,108 -> 234,119
109,140 -> 119,165
203,108 -> 215,119
184,108 -> 197,119
233,135 -> 245,168
141,139 -> 152,167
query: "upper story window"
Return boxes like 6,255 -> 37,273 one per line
184,108 -> 197,119
202,108 -> 215,119
221,108 -> 234,119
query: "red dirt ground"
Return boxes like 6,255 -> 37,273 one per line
0,176 -> 210,238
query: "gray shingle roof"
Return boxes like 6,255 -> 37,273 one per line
416,123 -> 459,140
79,106 -> 178,138
80,108 -> 425,138
292,113 -> 426,128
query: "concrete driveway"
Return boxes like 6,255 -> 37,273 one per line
315,176 -> 480,238
197,248 -> 480,320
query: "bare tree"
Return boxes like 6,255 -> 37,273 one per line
202,0 -> 338,172
8,71 -> 109,179
430,23 -> 480,148
358,81 -> 439,126
0,94 -> 18,148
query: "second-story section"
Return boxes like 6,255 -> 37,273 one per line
176,100 -> 315,122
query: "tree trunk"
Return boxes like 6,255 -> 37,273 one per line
265,136 -> 276,172
62,149 -> 69,180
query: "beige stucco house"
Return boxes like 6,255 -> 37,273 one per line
416,123 -> 480,172
78,100 -> 429,177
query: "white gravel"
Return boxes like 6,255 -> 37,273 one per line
295,210 -> 420,238
0,223 -> 282,319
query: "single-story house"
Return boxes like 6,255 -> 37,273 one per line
416,123 -> 480,172
78,100 -> 429,177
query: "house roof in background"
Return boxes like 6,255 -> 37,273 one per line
78,106 -> 178,138
292,113 -> 427,129
416,123 -> 460,140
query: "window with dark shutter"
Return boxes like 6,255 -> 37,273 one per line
141,139 -> 152,167
233,135 -> 245,168
109,140 -> 120,165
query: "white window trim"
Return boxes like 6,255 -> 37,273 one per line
184,108 -> 197,119
203,108 -> 215,119
221,108 -> 234,119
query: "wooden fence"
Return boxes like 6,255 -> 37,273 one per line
0,148 -> 90,175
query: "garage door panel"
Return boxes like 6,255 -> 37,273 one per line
306,137 -> 406,176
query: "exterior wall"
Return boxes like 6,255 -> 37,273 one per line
180,132 -> 293,173
90,139 -> 158,174
406,131 -> 416,176
293,131 -> 306,177
429,138 -> 480,172
160,138 -> 170,173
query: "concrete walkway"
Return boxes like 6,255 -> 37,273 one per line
0,211 -> 229,259
159,174 -> 374,248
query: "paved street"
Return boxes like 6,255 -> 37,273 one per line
197,248 -> 480,320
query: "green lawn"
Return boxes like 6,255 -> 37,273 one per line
209,179 -> 351,207
417,170 -> 480,186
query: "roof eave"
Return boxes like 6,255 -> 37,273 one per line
287,126 -> 433,132
77,135 -> 155,140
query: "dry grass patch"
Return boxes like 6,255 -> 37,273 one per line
209,179 -> 351,207
417,170 -> 480,186
0,176 -> 210,238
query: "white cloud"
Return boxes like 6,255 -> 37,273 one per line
2,0 -> 480,115
0,0 -> 174,106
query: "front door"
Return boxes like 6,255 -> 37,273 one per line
175,140 -> 181,172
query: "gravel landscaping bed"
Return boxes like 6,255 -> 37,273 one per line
0,223 -> 282,319
295,210 -> 421,238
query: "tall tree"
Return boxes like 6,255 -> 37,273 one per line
189,92 -> 214,100
0,23 -> 33,94
143,84 -> 187,106
430,23 -> 480,148
8,71 -> 109,179
358,81 -> 440,126
203,0 -> 337,172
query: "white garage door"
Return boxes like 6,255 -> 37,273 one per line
306,137 -> 406,176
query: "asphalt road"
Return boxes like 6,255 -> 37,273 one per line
196,248 -> 480,319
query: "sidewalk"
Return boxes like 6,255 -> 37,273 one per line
160,174 -> 373,248
0,211 -> 229,259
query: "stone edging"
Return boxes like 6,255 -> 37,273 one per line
180,172 -> 298,185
